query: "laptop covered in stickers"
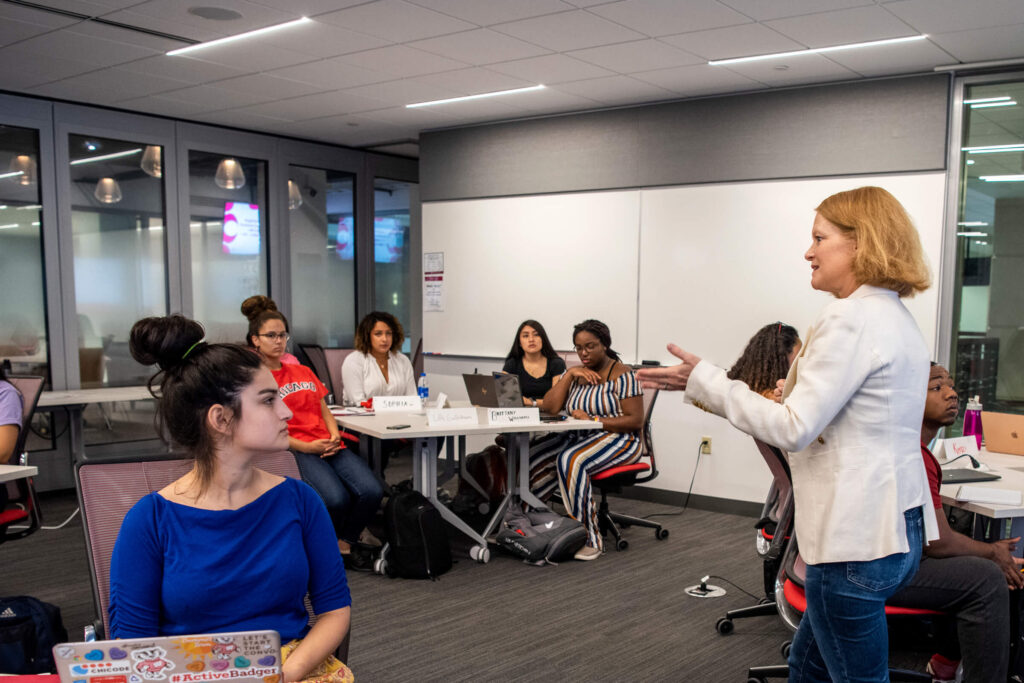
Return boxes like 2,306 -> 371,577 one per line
52,630 -> 281,683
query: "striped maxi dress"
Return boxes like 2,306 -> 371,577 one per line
529,366 -> 643,550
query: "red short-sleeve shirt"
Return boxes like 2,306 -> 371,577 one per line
920,443 -> 943,510
271,363 -> 330,443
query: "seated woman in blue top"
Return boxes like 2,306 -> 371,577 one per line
109,314 -> 351,683
502,320 -> 566,411
530,319 -> 644,561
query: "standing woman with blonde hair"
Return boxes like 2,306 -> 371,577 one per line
638,186 -> 936,681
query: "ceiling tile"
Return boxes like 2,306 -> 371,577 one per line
120,0 -> 298,36
14,29 -> 160,67
719,52 -> 859,86
0,3 -> 83,28
237,90 -> 390,120
589,0 -> 751,37
0,18 -> 61,48
404,0 -> 573,26
184,41 -> 318,71
631,62 -> 764,95
208,73 -> 324,99
823,37 -> 956,76
342,106 -> 458,131
192,109 -> 294,130
515,89 -> 601,115
116,54 -> 248,84
929,24 -> 1024,64
554,74 -> 675,105
268,56 -> 393,89
334,45 -> 469,78
660,23 -> 805,60
765,5 -> 917,47
66,19 -> 184,51
343,79 -> 462,107
116,94 -> 213,118
316,0 -> 476,42
27,80 -> 121,104
246,0 -> 369,16
156,84 -> 280,110
45,67 -> 193,101
439,97 -> 535,124
413,67 -> 533,95
24,0 -> 129,14
0,46 -> 103,84
567,39 -> 702,73
95,10 -> 226,42
410,28 -> 551,64
718,0 -> 873,21
493,9 -> 645,51
257,19 -> 391,57
488,53 -> 615,83
882,0 -> 1024,35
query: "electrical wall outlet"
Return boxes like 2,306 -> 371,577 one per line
700,436 -> 712,455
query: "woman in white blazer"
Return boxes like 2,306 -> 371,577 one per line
341,311 -> 417,406
638,186 -> 937,682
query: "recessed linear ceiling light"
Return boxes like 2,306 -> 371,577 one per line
70,149 -> 142,165
708,34 -> 927,66
957,221 -> 989,227
167,17 -> 310,56
964,96 -> 1012,104
0,171 -> 23,180
956,231 -> 988,237
980,175 -> 1024,182
962,144 -> 1024,154
971,100 -> 1017,109
406,84 -> 546,108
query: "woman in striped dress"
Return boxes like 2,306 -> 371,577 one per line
530,319 -> 644,561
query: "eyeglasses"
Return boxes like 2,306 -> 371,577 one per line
574,342 -> 602,353
259,332 -> 290,341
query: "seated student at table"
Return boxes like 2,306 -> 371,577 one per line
240,296 -> 301,366
888,362 -> 1023,683
503,320 -> 567,410
530,319 -> 644,561
727,322 -> 801,399
0,366 -> 23,510
109,314 -> 352,683
341,311 -> 416,406
243,297 -> 383,565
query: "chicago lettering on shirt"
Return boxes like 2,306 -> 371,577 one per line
277,381 -> 318,398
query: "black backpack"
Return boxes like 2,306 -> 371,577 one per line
382,483 -> 452,580
0,596 -> 68,674
496,506 -> 587,566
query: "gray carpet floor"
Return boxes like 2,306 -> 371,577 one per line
3,459 -> 933,682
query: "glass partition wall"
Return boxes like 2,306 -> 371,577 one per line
374,178 -> 415,353
951,76 -> 1024,422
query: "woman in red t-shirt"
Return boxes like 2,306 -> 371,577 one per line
243,296 -> 383,566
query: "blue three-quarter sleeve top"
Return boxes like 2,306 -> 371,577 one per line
109,477 -> 350,639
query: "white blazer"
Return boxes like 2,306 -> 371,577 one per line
686,285 -> 938,565
341,351 -> 417,406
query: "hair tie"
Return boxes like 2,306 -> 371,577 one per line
182,339 -> 205,360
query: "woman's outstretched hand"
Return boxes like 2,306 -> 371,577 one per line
635,344 -> 702,392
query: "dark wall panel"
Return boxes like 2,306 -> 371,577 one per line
421,74 -> 950,202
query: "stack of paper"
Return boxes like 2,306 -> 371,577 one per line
954,486 -> 1022,506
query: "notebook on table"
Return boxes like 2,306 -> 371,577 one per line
982,411 -> 1024,456
52,630 -> 282,683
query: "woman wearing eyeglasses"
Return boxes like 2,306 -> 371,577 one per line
530,319 -> 644,561
242,296 -> 383,567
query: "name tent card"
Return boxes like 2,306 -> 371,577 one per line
487,407 -> 541,426
935,436 -> 980,462
374,395 -> 421,412
426,407 -> 479,427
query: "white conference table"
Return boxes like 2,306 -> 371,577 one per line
37,386 -> 153,462
939,447 -> 1024,540
0,463 -> 38,483
336,408 -> 599,564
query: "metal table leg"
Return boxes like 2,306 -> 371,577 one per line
415,436 -> 490,563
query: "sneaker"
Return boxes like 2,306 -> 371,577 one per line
358,528 -> 383,548
926,653 -> 961,682
574,545 -> 602,561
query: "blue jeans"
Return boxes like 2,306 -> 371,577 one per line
789,507 -> 924,682
294,448 -> 384,544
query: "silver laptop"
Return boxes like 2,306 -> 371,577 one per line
53,630 -> 282,683
463,373 -> 522,408
941,468 -> 1001,485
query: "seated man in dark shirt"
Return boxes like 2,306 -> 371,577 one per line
889,363 -> 1023,683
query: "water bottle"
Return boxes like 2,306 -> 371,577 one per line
963,395 -> 983,449
417,372 -> 429,401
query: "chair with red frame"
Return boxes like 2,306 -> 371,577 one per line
0,374 -> 45,544
716,439 -> 794,635
588,387 -> 669,551
75,450 -> 350,662
745,529 -> 939,682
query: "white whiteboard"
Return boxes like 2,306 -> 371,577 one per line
422,191 -> 640,358
637,173 -> 947,368
422,173 -> 946,364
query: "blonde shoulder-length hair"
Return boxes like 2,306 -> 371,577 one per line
815,186 -> 930,298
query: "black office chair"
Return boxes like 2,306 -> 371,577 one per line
298,343 -> 335,398
589,388 -> 668,550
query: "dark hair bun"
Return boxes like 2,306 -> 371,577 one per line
130,314 -> 205,371
240,295 -> 278,321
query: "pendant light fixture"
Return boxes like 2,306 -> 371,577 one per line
140,145 -> 163,178
215,158 -> 246,189
8,154 -> 36,186
287,180 -> 302,210
94,177 -> 123,204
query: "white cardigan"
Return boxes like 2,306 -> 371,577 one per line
341,351 -> 417,406
686,285 -> 938,565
